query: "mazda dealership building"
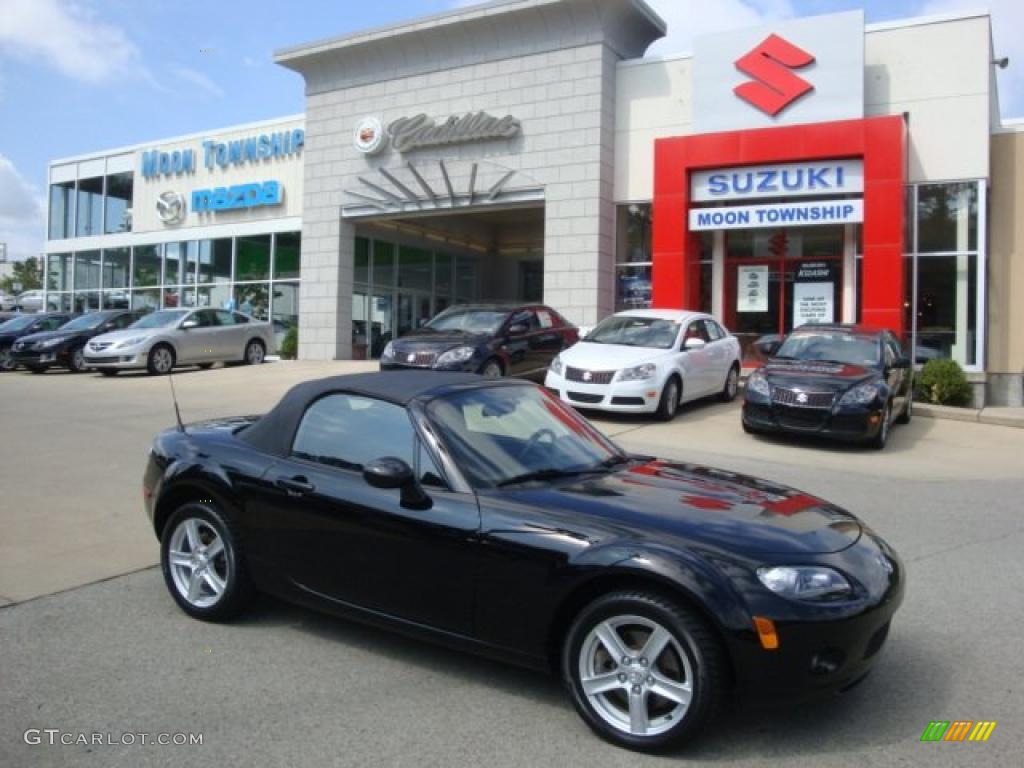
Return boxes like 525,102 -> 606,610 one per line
42,0 -> 1024,405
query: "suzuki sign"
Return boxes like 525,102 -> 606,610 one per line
693,10 -> 864,133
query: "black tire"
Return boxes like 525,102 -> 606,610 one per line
655,377 -> 681,421
159,502 -> 253,622
99,369 -> 119,377
27,365 -> 47,374
870,403 -> 892,450
0,347 -> 15,372
719,365 -> 740,403
895,393 -> 912,425
197,363 -> 214,370
562,590 -> 728,752
480,358 -> 503,378
68,345 -> 88,373
243,339 -> 265,365
147,344 -> 176,375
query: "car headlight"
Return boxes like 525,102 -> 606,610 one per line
380,341 -> 395,363
618,363 -> 656,382
115,336 -> 148,349
38,338 -> 63,348
550,355 -> 564,376
757,566 -> 853,601
839,383 -> 880,405
436,346 -> 475,365
746,370 -> 771,397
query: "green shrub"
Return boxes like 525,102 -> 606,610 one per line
280,326 -> 298,360
915,358 -> 973,407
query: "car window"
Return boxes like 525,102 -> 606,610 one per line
683,321 -> 710,344
214,310 -> 238,326
292,394 -> 416,472
417,441 -> 446,488
509,310 -> 539,332
702,319 -> 724,341
42,317 -> 66,331
190,310 -> 217,328
233,312 -> 250,324
536,308 -> 555,329
112,314 -> 136,330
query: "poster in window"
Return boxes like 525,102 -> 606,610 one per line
793,261 -> 836,327
737,265 -> 768,312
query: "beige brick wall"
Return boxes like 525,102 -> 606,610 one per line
988,131 -> 1024,376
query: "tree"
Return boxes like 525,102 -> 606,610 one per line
1,256 -> 42,294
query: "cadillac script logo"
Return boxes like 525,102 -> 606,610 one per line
156,191 -> 186,225
734,34 -> 815,116
353,116 -> 386,155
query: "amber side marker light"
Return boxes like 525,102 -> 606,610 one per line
753,616 -> 779,650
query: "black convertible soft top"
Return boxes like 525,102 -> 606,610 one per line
239,370 -> 507,457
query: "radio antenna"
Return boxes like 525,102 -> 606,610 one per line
168,372 -> 186,433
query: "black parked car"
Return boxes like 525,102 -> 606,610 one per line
11,309 -> 145,373
379,304 -> 578,379
0,312 -> 75,371
742,324 -> 913,449
144,371 -> 903,751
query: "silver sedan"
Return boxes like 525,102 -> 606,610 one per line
83,308 -> 275,376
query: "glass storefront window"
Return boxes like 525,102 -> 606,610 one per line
76,177 -> 104,237
615,264 -> 653,312
102,290 -> 130,309
104,172 -> 133,234
102,248 -> 130,289
355,237 -> 370,285
194,283 -> 232,310
434,253 -> 452,315
184,241 -> 199,285
235,283 -> 270,320
917,182 -> 978,253
47,253 -> 72,292
131,289 -> 160,311
198,238 -> 232,284
47,293 -> 72,312
74,292 -> 101,312
915,254 -> 978,367
133,245 -> 161,287
398,245 -> 432,292
49,182 -> 75,240
164,242 -> 184,286
456,255 -> 478,303
236,235 -> 271,281
74,251 -> 101,290
272,282 -> 299,328
275,232 -> 301,279
615,204 -> 652,263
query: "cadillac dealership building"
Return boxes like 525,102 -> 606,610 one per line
42,0 -> 1024,405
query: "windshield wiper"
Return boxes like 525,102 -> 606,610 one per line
498,466 -> 608,487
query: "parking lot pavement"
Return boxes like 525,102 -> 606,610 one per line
0,361 -> 376,603
2,371 -> 1023,766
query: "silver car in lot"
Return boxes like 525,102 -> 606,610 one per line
83,308 -> 275,376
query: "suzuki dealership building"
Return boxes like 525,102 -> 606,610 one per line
42,0 -> 1024,405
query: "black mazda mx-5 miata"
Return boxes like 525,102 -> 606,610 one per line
144,371 -> 903,751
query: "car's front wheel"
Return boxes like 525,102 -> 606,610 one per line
480,358 -> 503,378
68,346 -> 88,373
160,502 -> 252,621
870,403 -> 892,450
147,344 -> 176,375
719,365 -> 740,403
562,591 -> 727,751
655,377 -> 681,421
244,339 -> 265,365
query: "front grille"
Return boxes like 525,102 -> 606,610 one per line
87,356 -> 120,364
89,341 -> 112,352
772,388 -> 836,409
777,407 -> 828,431
611,396 -> 646,406
566,366 -> 616,385
397,350 -> 437,367
567,391 -> 604,404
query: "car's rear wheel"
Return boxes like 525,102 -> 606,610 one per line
147,344 -> 176,375
99,369 -> 118,377
480,358 -> 503,378
719,365 -> 740,403
160,502 -> 252,621
68,346 -> 87,373
27,365 -> 46,374
244,339 -> 265,365
562,591 -> 727,751
197,363 -> 214,370
655,377 -> 680,421
870,403 -> 892,450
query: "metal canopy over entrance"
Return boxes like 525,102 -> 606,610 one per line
342,159 -> 545,219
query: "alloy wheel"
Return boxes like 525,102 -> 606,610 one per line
167,518 -> 229,609
481,360 -> 502,378
578,615 -> 693,737
0,348 -> 13,371
246,341 -> 265,365
152,347 -> 174,374
71,347 -> 86,372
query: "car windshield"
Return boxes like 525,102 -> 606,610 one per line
775,332 -> 881,367
426,308 -> 508,335
0,315 -> 39,332
129,310 -> 186,329
426,384 -> 622,489
585,316 -> 680,349
60,314 -> 109,331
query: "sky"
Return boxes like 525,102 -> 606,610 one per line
1,0 -> 1021,265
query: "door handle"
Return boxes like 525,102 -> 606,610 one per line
276,476 -> 316,496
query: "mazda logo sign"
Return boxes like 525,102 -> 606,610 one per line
156,191 -> 186,225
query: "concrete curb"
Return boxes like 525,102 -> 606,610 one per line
915,402 -> 1024,429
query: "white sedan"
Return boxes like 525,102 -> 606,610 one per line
545,309 -> 741,420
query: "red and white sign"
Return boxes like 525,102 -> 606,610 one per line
693,10 -> 864,133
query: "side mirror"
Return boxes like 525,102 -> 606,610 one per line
363,457 -> 431,509
507,323 -> 528,336
683,337 -> 706,351
753,334 -> 783,357
180,319 -> 199,330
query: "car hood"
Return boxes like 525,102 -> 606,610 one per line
500,459 -> 862,557
15,329 -> 87,345
0,330 -> 34,343
89,328 -> 162,346
761,359 -> 879,392
559,341 -> 671,370
393,329 -> 491,349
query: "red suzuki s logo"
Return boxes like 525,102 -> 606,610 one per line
734,34 -> 815,116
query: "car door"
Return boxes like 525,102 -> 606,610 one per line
212,310 -> 246,360
250,392 -> 481,635
679,319 -> 714,398
882,334 -> 908,415
700,318 -> 733,390
500,309 -> 535,377
177,309 -> 218,362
